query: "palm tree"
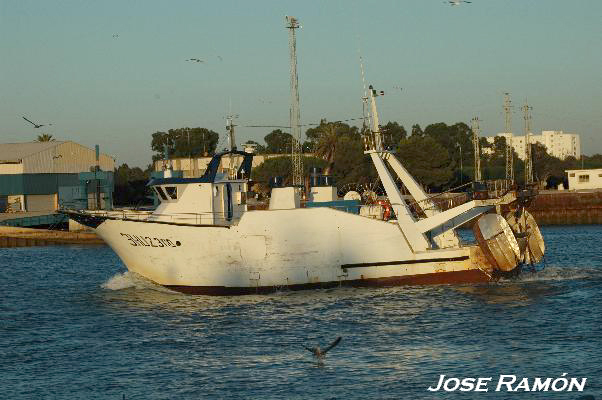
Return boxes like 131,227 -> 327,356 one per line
36,134 -> 54,142
314,122 -> 342,175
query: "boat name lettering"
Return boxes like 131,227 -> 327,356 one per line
120,233 -> 181,247
427,374 -> 587,392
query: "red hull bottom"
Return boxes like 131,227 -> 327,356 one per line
164,268 -> 491,296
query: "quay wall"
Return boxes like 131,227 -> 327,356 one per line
0,226 -> 104,248
528,191 -> 602,225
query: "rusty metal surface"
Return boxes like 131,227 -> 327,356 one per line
506,209 -> 545,264
474,214 -> 520,272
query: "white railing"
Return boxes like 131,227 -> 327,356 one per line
67,209 -> 243,226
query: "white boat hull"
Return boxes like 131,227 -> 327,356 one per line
74,207 -> 493,295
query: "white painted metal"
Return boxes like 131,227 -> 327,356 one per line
66,79 -> 540,292
384,153 -> 460,248
94,207 -> 475,288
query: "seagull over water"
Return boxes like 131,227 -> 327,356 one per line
22,116 -> 51,129
304,337 -> 342,360
186,58 -> 204,63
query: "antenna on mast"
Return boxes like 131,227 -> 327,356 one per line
357,38 -> 371,133
286,15 -> 303,187
226,112 -> 239,178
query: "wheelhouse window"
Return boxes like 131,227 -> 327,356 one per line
155,187 -> 168,201
165,186 -> 178,200
578,174 -> 589,183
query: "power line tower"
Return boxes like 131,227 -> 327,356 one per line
471,116 -> 481,182
503,92 -> 514,181
286,16 -> 303,187
522,100 -> 533,184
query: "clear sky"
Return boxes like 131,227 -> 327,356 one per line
1,0 -> 601,167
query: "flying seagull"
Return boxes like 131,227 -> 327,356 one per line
186,58 -> 204,63
446,0 -> 472,5
112,34 -> 119,38
304,337 -> 342,360
23,116 -> 51,129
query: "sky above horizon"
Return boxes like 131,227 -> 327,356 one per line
1,0 -> 601,167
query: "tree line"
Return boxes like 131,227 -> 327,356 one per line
112,122 -> 602,205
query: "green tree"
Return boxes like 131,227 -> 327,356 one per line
151,127 -> 219,161
411,124 -> 423,137
305,120 -> 360,175
252,155 -> 327,189
380,121 -> 407,150
113,163 -> 153,206
397,135 -> 453,190
264,129 -> 293,154
332,134 -> 378,188
36,134 -> 54,142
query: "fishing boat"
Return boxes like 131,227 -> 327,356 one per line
63,86 -> 544,295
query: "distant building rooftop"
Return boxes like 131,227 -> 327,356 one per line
0,141 -> 66,163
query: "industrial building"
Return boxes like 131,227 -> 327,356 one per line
487,130 -> 580,160
0,141 -> 114,213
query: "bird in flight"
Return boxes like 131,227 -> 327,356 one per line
112,34 -> 119,38
23,116 -> 51,129
446,0 -> 471,5
217,55 -> 223,62
186,58 -> 204,63
304,337 -> 342,361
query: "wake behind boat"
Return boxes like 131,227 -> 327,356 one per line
63,84 -> 545,295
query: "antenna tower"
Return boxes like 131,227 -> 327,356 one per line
471,117 -> 481,182
286,16 -> 303,186
522,100 -> 533,184
226,113 -> 238,178
503,93 -> 514,181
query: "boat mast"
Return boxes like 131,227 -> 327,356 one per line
226,114 -> 237,178
367,85 -> 384,151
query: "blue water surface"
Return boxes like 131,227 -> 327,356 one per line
1,225 -> 601,399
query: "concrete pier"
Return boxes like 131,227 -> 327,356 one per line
0,226 -> 104,247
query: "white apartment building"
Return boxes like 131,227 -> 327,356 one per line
485,130 -> 580,160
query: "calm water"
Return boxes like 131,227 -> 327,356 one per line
1,225 -> 601,399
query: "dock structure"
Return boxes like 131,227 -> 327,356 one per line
0,211 -> 68,228
528,190 -> 602,225
0,226 -> 103,248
